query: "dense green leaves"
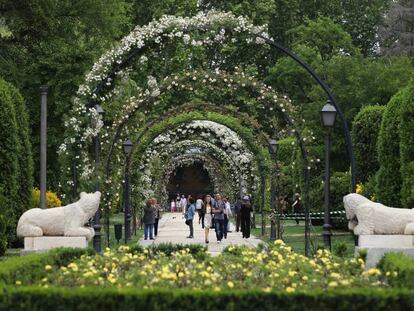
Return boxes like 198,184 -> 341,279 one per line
352,106 -> 385,184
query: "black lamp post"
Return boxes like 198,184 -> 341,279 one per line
123,138 -> 134,243
93,104 -> 104,252
268,139 -> 279,240
320,100 -> 337,250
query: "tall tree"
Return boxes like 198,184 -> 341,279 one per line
0,0 -> 132,191
379,0 -> 414,56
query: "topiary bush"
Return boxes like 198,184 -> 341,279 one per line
377,91 -> 403,207
8,85 -> 33,219
398,83 -> 414,208
377,81 -> 414,208
0,79 -> 20,254
352,105 -> 385,184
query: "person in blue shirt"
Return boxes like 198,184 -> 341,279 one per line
185,197 -> 196,238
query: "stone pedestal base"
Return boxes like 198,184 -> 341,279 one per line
22,236 -> 87,255
356,235 -> 414,268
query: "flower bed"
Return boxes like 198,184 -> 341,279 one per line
17,241 -> 397,291
1,243 -> 413,310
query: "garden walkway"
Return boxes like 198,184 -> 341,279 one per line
139,213 -> 262,256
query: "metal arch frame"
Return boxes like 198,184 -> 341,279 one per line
256,34 -> 357,192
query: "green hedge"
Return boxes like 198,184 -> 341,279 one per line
0,79 -> 20,253
398,83 -> 414,208
352,105 -> 385,184
377,91 -> 403,207
0,248 -> 93,285
377,82 -> 414,208
0,287 -> 413,311
378,253 -> 414,289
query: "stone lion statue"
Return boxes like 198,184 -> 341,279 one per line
17,192 -> 101,241
343,193 -> 414,235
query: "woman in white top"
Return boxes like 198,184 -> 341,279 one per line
170,200 -> 176,213
203,195 -> 213,244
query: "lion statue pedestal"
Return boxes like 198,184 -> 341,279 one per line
344,193 -> 414,267
17,192 -> 101,254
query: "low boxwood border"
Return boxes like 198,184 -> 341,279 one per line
1,287 -> 414,311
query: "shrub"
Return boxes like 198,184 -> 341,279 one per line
30,188 -> 62,208
352,105 -> 385,184
377,82 -> 414,208
0,287 -> 414,311
377,90 -> 403,207
398,83 -> 414,208
0,79 -> 20,253
378,253 -> 414,289
0,248 -> 93,285
7,85 -> 33,220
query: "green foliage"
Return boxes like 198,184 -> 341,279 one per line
352,105 -> 386,183
330,171 -> 352,212
398,83 -> 414,208
332,241 -> 348,258
378,253 -> 414,289
0,79 -> 20,252
288,17 -> 359,62
377,91 -> 403,207
0,0 -> 132,191
0,192 -> 6,255
0,248 -> 93,285
377,82 -> 414,208
1,287 -> 414,311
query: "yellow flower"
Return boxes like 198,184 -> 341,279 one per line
274,240 -> 285,246
45,265 -> 53,271
302,276 -> 308,281
68,263 -> 78,272
286,287 -> 295,293
330,272 -> 340,279
288,271 -> 297,277
227,281 -> 234,288
356,183 -> 364,194
328,281 -> 338,288
15,280 -> 21,286
363,268 -> 381,277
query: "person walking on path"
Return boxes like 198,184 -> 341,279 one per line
143,199 -> 156,240
292,193 -> 302,225
203,195 -> 213,244
240,195 -> 252,239
185,197 -> 196,238
152,198 -> 161,237
223,198 -> 232,238
213,194 -> 225,243
234,197 -> 242,232
170,199 -> 176,213
180,195 -> 187,214
196,195 -> 205,228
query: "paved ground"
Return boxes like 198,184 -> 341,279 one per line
139,213 -> 262,256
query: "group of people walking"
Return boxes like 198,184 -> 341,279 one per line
181,193 -> 253,244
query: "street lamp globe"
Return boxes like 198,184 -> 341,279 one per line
268,139 -> 279,155
123,138 -> 134,157
320,100 -> 337,127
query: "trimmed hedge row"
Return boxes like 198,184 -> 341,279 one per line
0,248 -> 93,285
0,287 -> 413,311
378,253 -> 414,289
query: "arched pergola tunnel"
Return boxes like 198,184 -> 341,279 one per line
59,10 -> 357,256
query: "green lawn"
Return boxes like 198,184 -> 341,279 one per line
92,213 -> 143,249
251,216 -> 355,258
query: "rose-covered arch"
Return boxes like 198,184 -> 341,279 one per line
59,10 -> 358,255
